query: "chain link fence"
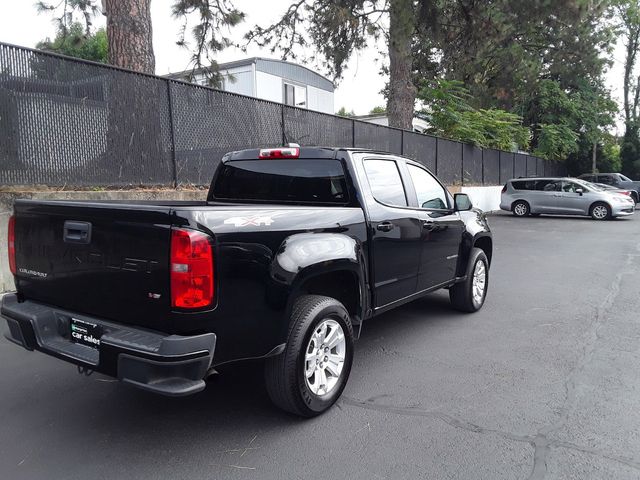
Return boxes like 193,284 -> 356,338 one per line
0,42 -> 565,187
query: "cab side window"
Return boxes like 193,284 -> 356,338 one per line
599,175 -> 614,185
406,164 -> 450,209
364,159 -> 408,207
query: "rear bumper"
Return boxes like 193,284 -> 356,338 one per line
1,294 -> 216,397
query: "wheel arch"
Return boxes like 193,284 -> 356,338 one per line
456,232 -> 492,276
589,200 -> 612,215
292,267 -> 363,320
473,235 -> 493,267
273,231 -> 369,322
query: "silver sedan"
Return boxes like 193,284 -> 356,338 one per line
500,177 -> 635,220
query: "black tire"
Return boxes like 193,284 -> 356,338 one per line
264,295 -> 354,417
512,200 -> 530,217
589,202 -> 611,221
450,247 -> 489,313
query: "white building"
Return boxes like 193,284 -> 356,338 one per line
354,114 -> 430,133
168,58 -> 335,114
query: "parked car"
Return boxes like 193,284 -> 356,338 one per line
590,182 -> 635,199
500,177 -> 635,220
577,173 -> 640,203
2,146 -> 492,417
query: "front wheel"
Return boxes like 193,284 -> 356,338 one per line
590,202 -> 611,221
264,295 -> 354,417
450,247 -> 489,313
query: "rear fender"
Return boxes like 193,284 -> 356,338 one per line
270,232 -> 368,327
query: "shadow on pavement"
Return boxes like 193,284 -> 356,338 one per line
40,292 -> 465,438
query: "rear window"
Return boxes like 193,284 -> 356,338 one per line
210,159 -> 349,204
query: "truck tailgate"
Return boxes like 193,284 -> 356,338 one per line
13,200 -> 174,330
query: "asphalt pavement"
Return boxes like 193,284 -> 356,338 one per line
1,211 -> 640,479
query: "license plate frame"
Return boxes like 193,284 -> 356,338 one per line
70,318 -> 102,349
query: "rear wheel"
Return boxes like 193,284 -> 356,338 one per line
450,247 -> 489,313
590,202 -> 611,221
264,295 -> 354,417
512,200 -> 530,217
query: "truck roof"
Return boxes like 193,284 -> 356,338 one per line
223,146 -> 395,161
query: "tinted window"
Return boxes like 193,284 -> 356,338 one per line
407,164 -> 449,209
513,180 -> 554,191
599,175 -> 614,185
211,160 -> 348,204
581,174 -> 595,182
512,180 -> 536,190
364,159 -> 407,206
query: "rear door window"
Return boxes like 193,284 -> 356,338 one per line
363,159 -> 408,207
534,180 -> 553,190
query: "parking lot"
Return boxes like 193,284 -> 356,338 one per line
1,211 -> 640,479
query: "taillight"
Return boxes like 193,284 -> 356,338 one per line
170,228 -> 214,309
8,215 -> 16,275
501,184 -> 508,193
258,147 -> 300,159
622,191 -> 631,196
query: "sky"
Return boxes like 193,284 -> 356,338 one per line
0,0 -> 628,131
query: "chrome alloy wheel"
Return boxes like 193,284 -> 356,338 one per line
304,319 -> 346,396
514,203 -> 528,216
592,205 -> 608,220
472,260 -> 487,306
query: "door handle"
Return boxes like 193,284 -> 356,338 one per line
376,222 -> 394,232
422,220 -> 436,231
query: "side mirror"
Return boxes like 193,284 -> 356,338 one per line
576,188 -> 584,196
454,193 -> 473,211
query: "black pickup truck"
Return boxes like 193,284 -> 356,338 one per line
2,146 -> 492,416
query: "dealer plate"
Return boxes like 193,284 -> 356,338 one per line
70,318 -> 102,349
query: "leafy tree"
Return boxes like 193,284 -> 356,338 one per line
615,0 -> 640,178
172,0 -> 244,86
413,1 -> 614,111
620,122 -> 640,177
37,23 -> 108,63
417,80 -> 530,151
245,0 -> 429,130
36,0 -> 244,82
534,124 -> 579,162
524,79 -> 617,162
336,107 -> 356,117
369,106 -> 387,114
566,134 -> 621,175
